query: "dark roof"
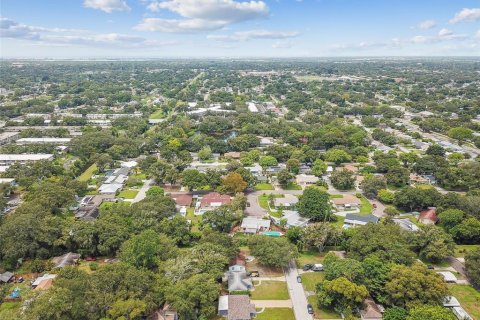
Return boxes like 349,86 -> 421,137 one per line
228,295 -> 256,320
345,214 -> 379,223
0,271 -> 14,283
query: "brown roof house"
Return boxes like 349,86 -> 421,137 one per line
331,194 -> 362,212
418,207 -> 438,225
360,298 -> 384,320
196,192 -> 231,215
218,295 -> 256,320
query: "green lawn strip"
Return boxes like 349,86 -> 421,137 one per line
283,183 -> 302,190
358,195 -> 374,215
255,183 -> 274,191
118,190 -> 139,199
328,194 -> 343,199
307,296 -> 342,319
255,308 -> 294,320
301,272 -> 325,292
296,250 -> 325,267
454,245 -> 480,258
448,284 -> 480,320
78,163 -> 98,182
186,207 -> 201,232
330,216 -> 345,229
251,281 -> 289,300
149,109 -> 165,119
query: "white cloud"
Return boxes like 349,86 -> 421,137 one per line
1,17 -> 172,49
411,29 -> 466,44
208,29 -> 299,42
84,0 -> 130,13
438,28 -> 453,37
450,8 -> 480,24
418,20 -> 436,29
138,0 -> 268,32
272,41 -> 293,49
475,30 -> 480,40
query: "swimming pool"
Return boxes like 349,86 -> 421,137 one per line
261,231 -> 283,237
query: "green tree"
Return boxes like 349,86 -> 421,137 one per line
287,158 -> 301,174
202,205 -> 242,233
108,299 -> 147,320
277,169 -> 294,188
259,155 -> 278,168
181,169 -> 206,191
248,235 -> 298,267
447,127 -> 473,143
450,217 -> 480,244
311,159 -> 328,177
438,209 -> 464,231
385,263 -> 449,307
118,230 -> 177,269
378,189 -> 395,204
316,277 -> 368,315
325,149 -> 352,165
330,169 -> 355,190
198,145 -> 213,161
361,175 -> 387,198
412,225 -> 455,263
465,247 -> 480,289
145,186 -> 164,198
383,307 -> 408,320
426,144 -> 445,156
301,223 -> 336,252
361,256 -> 391,303
297,186 -> 332,221
386,166 -> 410,187
407,305 -> 455,320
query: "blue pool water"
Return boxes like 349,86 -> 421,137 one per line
262,231 -> 283,237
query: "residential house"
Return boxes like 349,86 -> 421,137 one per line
218,295 -> 256,320
240,217 -> 271,234
337,164 -> 358,173
258,136 -> 274,148
343,214 -> 379,228
296,174 -> 319,189
331,195 -> 362,212
452,307 -> 473,320
196,192 -> 231,215
418,207 -> 438,225
392,219 -> 420,232
360,298 -> 384,320
0,154 -> 53,166
437,271 -> 457,283
443,296 -> 461,308
271,210 -> 310,229
172,194 -> 193,215
16,138 -> 71,145
409,174 -> 430,185
99,183 -> 123,195
225,265 -> 253,292
75,195 -> 114,220
0,271 -> 14,283
152,305 -> 179,320
224,152 -> 241,160
273,194 -> 298,209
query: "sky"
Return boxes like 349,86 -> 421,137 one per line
0,0 -> 479,58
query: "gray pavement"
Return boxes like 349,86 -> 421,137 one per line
131,179 -> 154,203
284,260 -> 313,320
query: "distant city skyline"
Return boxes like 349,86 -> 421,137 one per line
1,0 -> 479,58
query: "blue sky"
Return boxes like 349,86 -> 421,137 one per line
1,0 -> 479,58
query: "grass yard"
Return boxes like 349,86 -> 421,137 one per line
256,308 -> 294,320
78,163 -> 98,182
149,109 -> 165,119
330,216 -> 345,229
0,301 -> 21,320
455,245 -> 480,258
283,182 -> 302,190
301,272 -> 325,292
358,195 -> 374,215
307,296 -> 342,320
251,281 -> 289,300
186,207 -> 201,232
118,189 -> 139,199
296,250 -> 325,267
329,194 -> 343,199
255,183 -> 274,191
449,284 -> 480,320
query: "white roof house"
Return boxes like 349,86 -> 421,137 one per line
0,154 -> 53,165
437,271 -> 457,283
247,102 -> 259,113
443,296 -> 461,308
120,161 -> 138,168
273,194 -> 298,208
16,138 -> 71,145
32,274 -> 57,287
393,219 -> 420,232
452,306 -> 473,320
241,218 -> 270,234
98,183 -> 123,195
271,210 -> 310,228
296,174 -> 319,188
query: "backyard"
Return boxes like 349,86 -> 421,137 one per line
255,183 -> 274,191
78,163 -> 98,182
449,284 -> 480,320
118,189 -> 139,199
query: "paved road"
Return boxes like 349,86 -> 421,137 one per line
131,179 -> 154,203
446,256 -> 467,278
284,260 -> 313,320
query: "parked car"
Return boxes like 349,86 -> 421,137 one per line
248,271 -> 260,277
307,304 -> 314,314
303,264 -> 313,271
297,276 -> 302,283
85,257 -> 97,262
427,265 -> 434,270
312,264 -> 324,272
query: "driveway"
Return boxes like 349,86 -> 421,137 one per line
131,179 -> 154,203
284,260 -> 313,320
446,256 -> 467,278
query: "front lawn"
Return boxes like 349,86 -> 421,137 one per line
330,216 -> 345,229
78,163 -> 98,182
255,183 -> 274,191
256,308 -> 294,320
186,207 -> 201,232
149,109 -> 165,119
251,281 -> 289,300
455,245 -> 480,258
301,272 -> 325,292
449,284 -> 480,320
307,296 -> 342,319
358,195 -> 374,215
118,190 -> 139,199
